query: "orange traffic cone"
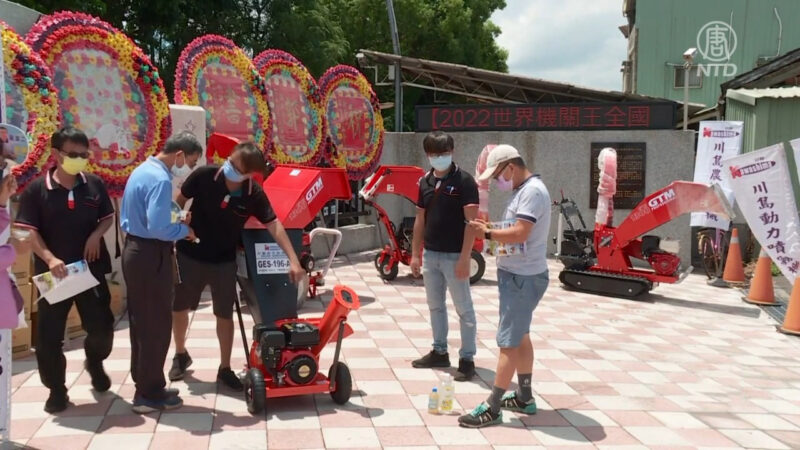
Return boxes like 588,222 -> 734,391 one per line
742,250 -> 776,305
779,278 -> 800,336
722,228 -> 745,284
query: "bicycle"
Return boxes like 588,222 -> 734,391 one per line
696,227 -> 729,280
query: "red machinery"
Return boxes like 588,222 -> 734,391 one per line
240,164 -> 353,308
242,285 -> 361,413
557,181 -> 734,297
359,165 -> 486,284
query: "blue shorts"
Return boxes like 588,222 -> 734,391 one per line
496,269 -> 548,348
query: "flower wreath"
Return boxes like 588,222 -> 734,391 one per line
1,20 -> 60,191
175,35 -> 271,165
26,11 -> 171,196
318,65 -> 384,181
254,49 -> 324,166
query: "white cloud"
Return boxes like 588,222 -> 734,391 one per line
491,0 -> 627,91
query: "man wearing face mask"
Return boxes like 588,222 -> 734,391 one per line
410,131 -> 479,381
168,142 -> 305,389
171,146 -> 200,199
459,145 -> 550,428
121,131 -> 200,413
15,127 -> 116,413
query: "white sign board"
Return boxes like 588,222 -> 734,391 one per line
690,121 -> 743,229
254,243 -> 290,275
723,143 -> 800,282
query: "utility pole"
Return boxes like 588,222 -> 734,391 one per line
385,0 -> 403,132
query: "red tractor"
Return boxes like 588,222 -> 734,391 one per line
557,182 -> 734,297
360,165 -> 486,284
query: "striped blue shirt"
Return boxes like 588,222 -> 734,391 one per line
121,156 -> 188,241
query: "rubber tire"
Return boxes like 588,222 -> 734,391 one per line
329,362 -> 352,405
243,368 -> 266,415
378,258 -> 399,281
469,250 -> 485,285
699,236 -> 718,280
373,253 -> 383,270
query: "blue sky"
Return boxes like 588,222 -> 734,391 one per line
491,0 -> 627,91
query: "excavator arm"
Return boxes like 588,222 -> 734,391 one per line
606,181 -> 735,251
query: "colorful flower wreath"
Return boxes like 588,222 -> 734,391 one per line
26,11 -> 171,196
318,65 -> 384,181
175,35 -> 271,165
254,49 -> 325,166
1,20 -> 61,191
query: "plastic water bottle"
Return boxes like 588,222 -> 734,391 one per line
427,388 -> 440,414
440,375 -> 454,413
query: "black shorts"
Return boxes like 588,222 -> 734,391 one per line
173,252 -> 237,319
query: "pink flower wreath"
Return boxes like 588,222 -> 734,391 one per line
26,11 -> 171,197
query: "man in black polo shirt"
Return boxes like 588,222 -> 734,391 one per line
15,127 -> 115,413
169,142 -> 305,389
410,131 -> 479,381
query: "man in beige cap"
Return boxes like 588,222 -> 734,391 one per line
459,144 -> 551,428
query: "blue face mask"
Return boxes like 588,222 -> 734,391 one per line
428,154 -> 452,171
222,160 -> 246,183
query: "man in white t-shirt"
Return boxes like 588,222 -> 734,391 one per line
459,144 -> 551,428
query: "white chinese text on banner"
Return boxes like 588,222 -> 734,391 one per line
722,143 -> 800,283
690,121 -> 743,229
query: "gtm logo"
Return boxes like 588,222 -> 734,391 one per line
648,189 -> 676,210
305,177 -> 324,203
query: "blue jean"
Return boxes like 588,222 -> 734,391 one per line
422,250 -> 477,360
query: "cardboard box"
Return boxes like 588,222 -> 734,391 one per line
17,282 -> 33,320
12,325 -> 31,357
66,304 -> 81,328
31,283 -> 39,314
108,282 -> 126,317
12,250 -> 32,283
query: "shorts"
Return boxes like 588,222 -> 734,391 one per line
496,268 -> 548,348
173,252 -> 237,319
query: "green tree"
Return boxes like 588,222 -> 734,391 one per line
16,0 -> 508,130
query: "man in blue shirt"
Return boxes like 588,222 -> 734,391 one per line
121,131 -> 200,413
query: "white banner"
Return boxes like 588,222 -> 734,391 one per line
791,138 -> 800,186
723,143 -> 800,283
691,121 -> 744,229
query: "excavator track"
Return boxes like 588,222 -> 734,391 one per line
559,269 -> 653,299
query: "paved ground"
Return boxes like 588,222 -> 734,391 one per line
6,253 -> 800,449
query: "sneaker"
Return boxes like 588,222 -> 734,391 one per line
412,350 -> 450,368
501,391 -> 537,414
44,390 -> 69,413
217,367 -> 244,391
85,360 -> 111,392
164,388 -> 180,398
168,352 -> 193,381
132,393 -> 184,414
454,358 -> 475,382
458,402 -> 502,428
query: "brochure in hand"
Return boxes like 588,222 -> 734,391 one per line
484,220 -> 526,257
32,260 -> 99,305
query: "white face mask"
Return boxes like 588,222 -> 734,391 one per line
171,163 -> 192,179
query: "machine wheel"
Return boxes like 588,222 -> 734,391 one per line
699,235 -> 719,280
373,252 -> 383,270
378,258 -> 398,281
469,250 -> 485,285
329,362 -> 352,405
243,368 -> 266,415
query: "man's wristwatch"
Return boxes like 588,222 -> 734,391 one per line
484,230 -> 491,240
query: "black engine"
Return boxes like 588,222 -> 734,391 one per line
254,322 -> 321,386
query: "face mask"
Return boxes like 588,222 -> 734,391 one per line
171,163 -> 192,179
62,157 -> 88,175
495,168 -> 513,192
428,154 -> 452,171
222,160 -> 246,183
